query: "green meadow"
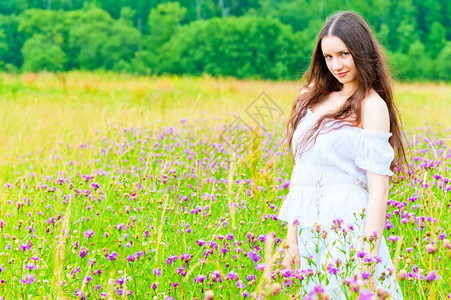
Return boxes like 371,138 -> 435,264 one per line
0,72 -> 449,299
0,72 -> 449,169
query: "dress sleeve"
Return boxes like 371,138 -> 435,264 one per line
355,131 -> 394,176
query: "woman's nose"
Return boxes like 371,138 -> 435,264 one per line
332,59 -> 343,71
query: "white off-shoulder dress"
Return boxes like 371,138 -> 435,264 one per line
278,108 -> 403,299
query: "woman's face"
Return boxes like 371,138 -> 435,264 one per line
321,35 -> 358,87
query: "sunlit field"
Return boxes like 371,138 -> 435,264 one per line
0,72 -> 449,299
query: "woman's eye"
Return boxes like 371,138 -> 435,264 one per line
341,52 -> 349,56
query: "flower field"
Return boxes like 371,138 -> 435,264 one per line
0,73 -> 449,299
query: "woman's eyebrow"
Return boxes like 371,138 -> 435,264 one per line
323,49 -> 349,55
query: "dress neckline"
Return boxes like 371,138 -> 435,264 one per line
306,108 -> 392,137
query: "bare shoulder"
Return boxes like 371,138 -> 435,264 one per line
300,83 -> 315,96
361,90 -> 390,133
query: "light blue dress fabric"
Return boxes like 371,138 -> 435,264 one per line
278,108 -> 403,299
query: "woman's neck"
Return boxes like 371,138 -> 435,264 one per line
338,82 -> 358,98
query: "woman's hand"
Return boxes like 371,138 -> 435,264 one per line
281,225 -> 300,270
282,241 -> 300,270
357,260 -> 377,290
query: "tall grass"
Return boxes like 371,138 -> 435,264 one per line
0,72 -> 449,299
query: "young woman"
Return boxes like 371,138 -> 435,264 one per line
278,11 -> 407,298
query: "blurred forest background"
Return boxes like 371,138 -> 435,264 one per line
0,0 -> 449,80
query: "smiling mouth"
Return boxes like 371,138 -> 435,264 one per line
336,72 -> 347,77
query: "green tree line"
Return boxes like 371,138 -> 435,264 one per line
0,0 -> 449,80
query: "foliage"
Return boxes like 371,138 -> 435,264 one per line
21,34 -> 66,72
0,14 -> 24,68
158,16 -> 304,79
435,42 -> 451,80
0,0 -> 449,80
148,2 -> 186,48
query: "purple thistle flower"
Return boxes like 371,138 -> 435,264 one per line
280,179 -> 290,189
257,235 -> 267,242
88,258 -> 97,266
357,289 -> 374,300
74,288 -> 84,297
107,252 -> 118,261
357,250 -> 367,258
19,241 -> 33,251
181,253 -> 192,262
225,271 -> 239,281
304,285 -> 328,300
247,250 -> 262,263
82,174 -> 93,182
79,247 -> 89,258
212,270 -> 223,283
332,218 -> 344,229
136,250 -> 145,258
255,264 -> 266,271
425,270 -> 441,282
126,254 -> 136,262
361,271 -> 371,280
165,255 -> 178,264
327,264 -> 339,275
177,266 -> 186,277
115,223 -> 127,231
281,269 -> 292,278
195,274 -> 206,283
236,280 -> 245,289
153,268 -> 161,277
70,266 -> 80,276
83,229 -> 95,239
363,257 -> 374,264
20,274 -> 35,285
246,274 -> 256,281
388,235 -> 400,243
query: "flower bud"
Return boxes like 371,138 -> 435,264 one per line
270,283 -> 282,296
205,290 -> 214,300
425,243 -> 438,254
397,269 -> 407,280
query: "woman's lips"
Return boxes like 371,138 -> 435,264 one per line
336,72 -> 347,78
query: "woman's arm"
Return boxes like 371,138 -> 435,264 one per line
364,172 -> 389,256
361,94 -> 391,257
282,224 -> 300,269
281,181 -> 300,269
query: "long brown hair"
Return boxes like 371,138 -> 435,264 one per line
285,11 -> 408,174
